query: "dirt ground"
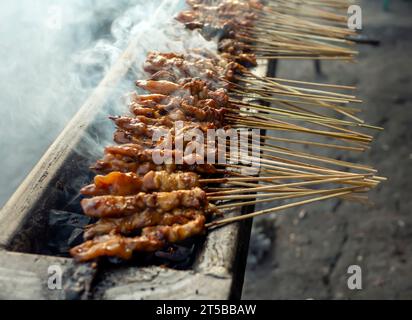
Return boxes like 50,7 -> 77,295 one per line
243,0 -> 412,299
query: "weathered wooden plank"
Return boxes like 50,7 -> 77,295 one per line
93,267 -> 232,300
0,251 -> 96,300
0,37 -> 271,301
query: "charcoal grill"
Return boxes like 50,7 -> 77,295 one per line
0,29 -> 277,299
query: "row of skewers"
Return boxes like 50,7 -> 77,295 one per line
70,0 -> 384,262
177,0 -> 358,60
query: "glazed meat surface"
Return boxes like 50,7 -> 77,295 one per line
81,170 -> 200,196
81,187 -> 208,218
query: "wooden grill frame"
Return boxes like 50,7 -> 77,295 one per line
0,25 -> 278,299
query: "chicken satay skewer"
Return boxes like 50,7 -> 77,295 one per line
81,171 -> 201,197
81,188 -> 208,218
71,186 -> 366,263
92,145 -> 382,187
83,207 -> 213,240
71,215 -> 206,262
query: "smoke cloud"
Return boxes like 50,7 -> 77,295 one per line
0,0 -> 214,207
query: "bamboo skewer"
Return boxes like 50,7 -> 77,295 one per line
230,93 -> 361,117
237,34 -> 356,56
222,138 -> 373,174
216,185 -> 365,210
207,190 -> 358,229
179,1 -> 379,227
231,111 -> 376,140
233,76 -> 360,102
254,76 -> 356,90
231,86 -> 359,104
231,75 -> 366,121
207,175 -> 371,198
259,135 -> 366,152
228,104 -> 359,127
243,26 -> 352,44
224,154 -> 380,182
201,172 -> 367,185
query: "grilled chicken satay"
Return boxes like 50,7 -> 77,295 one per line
111,117 -> 168,139
71,13 -> 261,261
177,0 -> 262,48
130,91 -> 229,120
191,1 -> 263,14
92,148 -> 218,176
176,10 -> 254,38
129,103 -> 183,121
135,78 -> 229,108
100,143 -> 223,169
135,80 -> 180,95
129,100 -> 227,124
218,39 -> 257,66
143,214 -> 206,246
186,0 -> 263,10
81,188 -> 208,218
91,151 -> 165,175
218,38 -> 248,55
91,139 -> 217,176
221,52 -> 257,67
111,115 -> 218,137
71,233 -> 165,261
112,115 -> 224,140
84,207 -> 207,239
81,170 -> 200,197
113,129 -> 154,146
129,105 -> 193,127
186,9 -> 257,28
70,214 -> 206,262
133,93 -> 167,105
104,142 -> 219,161
128,104 -> 227,126
180,0 -> 261,25
144,51 -> 231,81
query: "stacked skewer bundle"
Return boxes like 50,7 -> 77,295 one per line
70,0 -> 384,263
177,0 -> 358,60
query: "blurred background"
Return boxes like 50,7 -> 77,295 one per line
0,0 -> 411,299
0,0 -> 141,207
243,0 -> 412,299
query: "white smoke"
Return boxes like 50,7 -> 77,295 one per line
0,0 -> 215,207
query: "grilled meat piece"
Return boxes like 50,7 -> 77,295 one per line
70,214 -> 206,262
84,207 -> 204,239
70,233 -> 165,261
110,116 -> 218,140
136,80 -> 181,95
143,51 -> 244,86
81,172 -> 143,197
81,170 -> 200,196
91,152 -> 164,175
81,188 -> 208,218
135,78 -> 229,108
144,214 -> 206,244
92,143 -> 218,176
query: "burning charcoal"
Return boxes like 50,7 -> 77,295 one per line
63,263 -> 97,300
154,243 -> 197,269
155,244 -> 194,262
48,210 -> 93,256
